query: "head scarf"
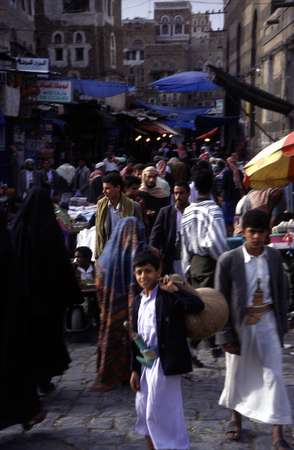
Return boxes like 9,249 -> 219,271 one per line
98,216 -> 145,298
140,166 -> 169,198
156,159 -> 167,177
12,187 -> 82,306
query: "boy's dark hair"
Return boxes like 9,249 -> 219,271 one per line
194,169 -> 213,194
174,181 -> 190,193
133,249 -> 161,271
124,175 -> 141,189
102,172 -> 124,188
242,209 -> 270,230
75,246 -> 93,259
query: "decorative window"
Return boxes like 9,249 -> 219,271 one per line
160,16 -> 170,36
75,47 -> 84,61
174,16 -> 184,35
53,32 -> 63,44
139,50 -> 144,60
55,48 -> 64,61
63,0 -> 89,13
110,32 -> 116,68
73,31 -> 85,43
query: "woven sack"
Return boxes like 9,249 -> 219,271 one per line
165,274 -> 229,340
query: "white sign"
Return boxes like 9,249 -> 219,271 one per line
16,57 -> 49,73
36,80 -> 73,103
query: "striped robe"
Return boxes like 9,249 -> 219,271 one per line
181,200 -> 228,275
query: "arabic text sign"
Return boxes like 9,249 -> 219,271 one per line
16,57 -> 49,73
37,81 -> 73,103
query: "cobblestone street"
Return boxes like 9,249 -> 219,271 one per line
1,330 -> 294,450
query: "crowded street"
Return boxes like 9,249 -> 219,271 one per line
1,1 -> 294,450
0,330 -> 293,450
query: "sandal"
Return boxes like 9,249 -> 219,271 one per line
273,439 -> 293,450
225,419 -> 241,441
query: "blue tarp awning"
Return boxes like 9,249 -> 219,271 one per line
0,108 -> 5,127
135,101 -> 209,130
151,71 -> 220,93
72,79 -> 134,98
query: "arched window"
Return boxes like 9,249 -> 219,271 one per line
73,31 -> 85,43
52,32 -> 63,44
110,32 -> 116,68
160,16 -> 170,36
174,15 -> 184,35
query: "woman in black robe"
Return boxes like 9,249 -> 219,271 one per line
0,205 -> 44,431
12,188 -> 83,393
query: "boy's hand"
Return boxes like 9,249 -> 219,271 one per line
160,275 -> 179,293
223,343 -> 240,355
130,371 -> 140,393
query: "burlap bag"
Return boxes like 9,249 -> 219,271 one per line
160,274 -> 229,340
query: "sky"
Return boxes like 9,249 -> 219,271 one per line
122,0 -> 224,30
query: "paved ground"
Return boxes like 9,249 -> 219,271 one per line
1,329 -> 294,450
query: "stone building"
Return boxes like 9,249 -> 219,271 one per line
35,0 -> 123,80
224,0 -> 294,152
122,1 -> 224,108
0,0 -> 36,57
123,17 -> 155,88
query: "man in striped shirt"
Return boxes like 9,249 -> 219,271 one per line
181,168 -> 228,287
181,168 -> 228,360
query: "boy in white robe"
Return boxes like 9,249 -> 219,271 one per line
130,249 -> 204,450
215,209 -> 292,450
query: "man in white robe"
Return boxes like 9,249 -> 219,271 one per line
215,209 -> 292,450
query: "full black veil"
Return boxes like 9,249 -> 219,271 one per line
12,188 -> 83,384
0,205 -> 40,429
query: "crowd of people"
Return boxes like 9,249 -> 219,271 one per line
0,139 -> 293,450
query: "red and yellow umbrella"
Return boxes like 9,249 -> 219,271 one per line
244,131 -> 294,189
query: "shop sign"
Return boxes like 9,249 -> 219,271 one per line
16,57 -> 49,73
36,80 -> 73,103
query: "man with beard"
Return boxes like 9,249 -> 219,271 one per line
139,166 -> 170,230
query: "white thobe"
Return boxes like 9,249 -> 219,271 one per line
219,246 -> 292,424
135,286 -> 189,450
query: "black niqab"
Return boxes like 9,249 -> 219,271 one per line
12,188 -> 83,381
